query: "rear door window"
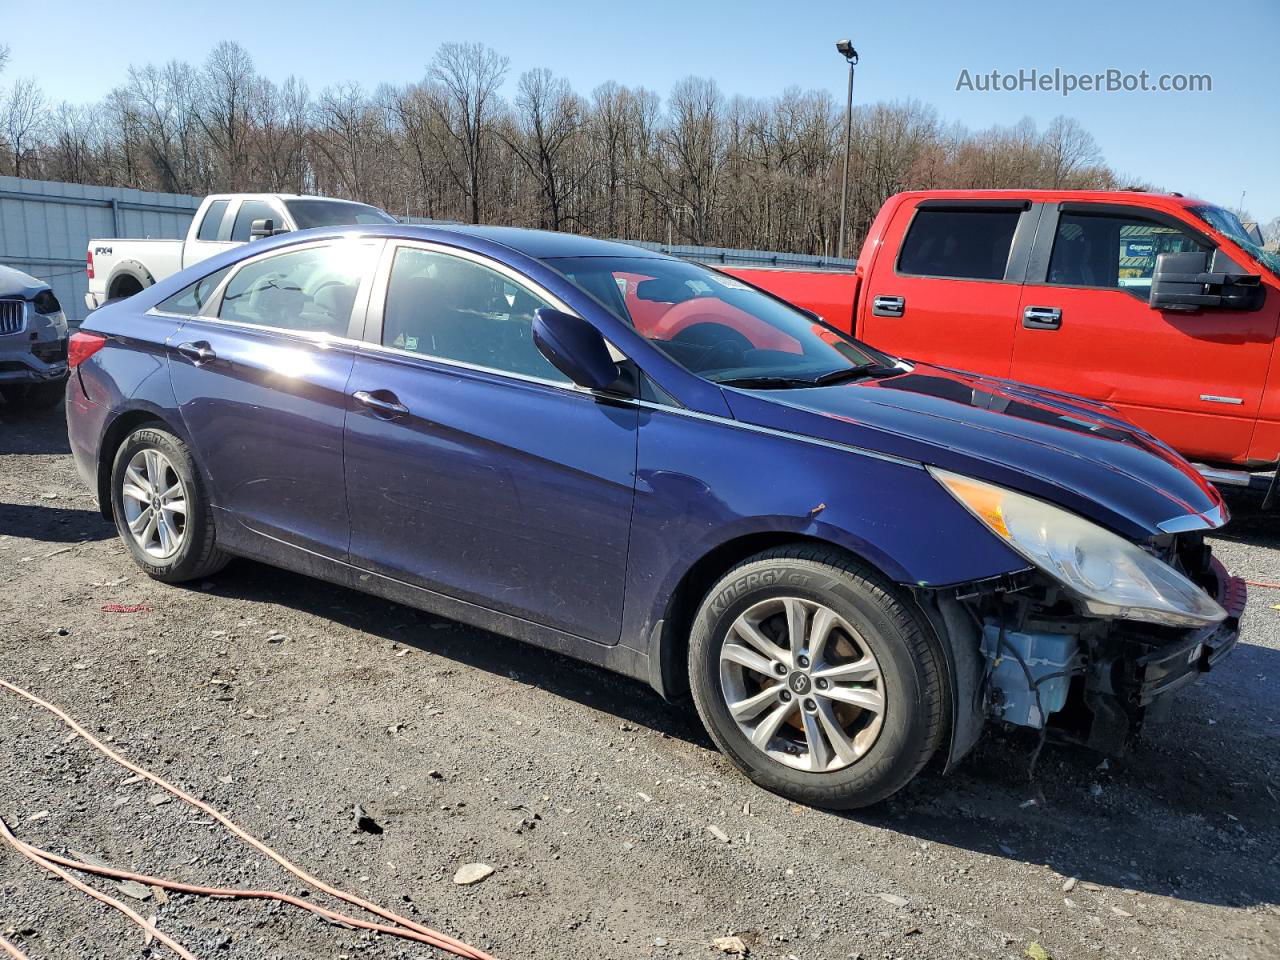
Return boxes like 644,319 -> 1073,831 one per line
897,208 -> 1021,280
218,243 -> 376,336
1048,211 -> 1209,298
196,200 -> 230,241
155,266 -> 232,316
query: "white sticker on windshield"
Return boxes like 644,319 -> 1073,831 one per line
710,274 -> 750,291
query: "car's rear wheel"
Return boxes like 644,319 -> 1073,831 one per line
688,545 -> 944,809
109,425 -> 229,583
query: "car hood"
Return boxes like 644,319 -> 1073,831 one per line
0,265 -> 48,300
721,363 -> 1225,540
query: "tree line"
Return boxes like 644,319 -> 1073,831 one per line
1,40 -> 1156,256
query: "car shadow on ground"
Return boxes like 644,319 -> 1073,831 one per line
198,559 -> 712,749
192,557 -> 1279,911
0,401 -> 71,456
0,503 -> 114,543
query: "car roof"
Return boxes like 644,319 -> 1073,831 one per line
428,224 -> 666,260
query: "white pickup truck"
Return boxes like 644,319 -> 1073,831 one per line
84,193 -> 396,310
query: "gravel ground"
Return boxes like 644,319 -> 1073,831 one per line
1,401 -> 1277,960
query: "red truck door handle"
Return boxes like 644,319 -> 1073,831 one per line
1023,306 -> 1062,330
872,295 -> 905,318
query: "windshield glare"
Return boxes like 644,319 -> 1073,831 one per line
546,256 -> 884,385
284,199 -> 397,229
1192,205 -> 1280,278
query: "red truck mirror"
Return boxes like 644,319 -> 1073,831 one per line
1150,250 -> 1263,313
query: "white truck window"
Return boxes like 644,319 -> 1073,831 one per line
196,200 -> 230,242
231,200 -> 280,243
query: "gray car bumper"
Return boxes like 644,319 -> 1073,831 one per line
0,303 -> 69,385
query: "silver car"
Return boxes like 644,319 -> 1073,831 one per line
0,265 -> 68,409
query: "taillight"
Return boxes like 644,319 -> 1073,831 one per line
68,331 -> 107,367
86,250 -> 94,279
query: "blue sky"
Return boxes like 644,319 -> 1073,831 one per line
4,0 -> 1277,224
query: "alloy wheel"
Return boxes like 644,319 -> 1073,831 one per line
719,596 -> 885,772
120,448 -> 188,560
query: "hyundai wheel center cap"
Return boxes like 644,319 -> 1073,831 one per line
789,672 -> 811,695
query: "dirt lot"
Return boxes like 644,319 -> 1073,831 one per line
1,401 -> 1277,960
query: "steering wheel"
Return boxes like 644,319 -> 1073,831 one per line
672,322 -> 752,371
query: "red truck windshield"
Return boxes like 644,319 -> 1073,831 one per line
1192,205 -> 1280,278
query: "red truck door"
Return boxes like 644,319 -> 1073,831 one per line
1009,202 -> 1280,465
859,199 -> 1037,377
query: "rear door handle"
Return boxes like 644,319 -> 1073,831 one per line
353,389 -> 409,420
1022,306 -> 1062,330
176,341 -> 217,365
872,295 -> 905,318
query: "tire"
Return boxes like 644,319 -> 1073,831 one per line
688,545 -> 945,809
109,424 -> 229,583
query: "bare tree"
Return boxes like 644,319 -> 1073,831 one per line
655,76 -> 726,244
1042,115 -> 1102,188
508,68 -> 587,230
199,41 -> 256,190
0,77 -> 46,177
426,42 -> 509,224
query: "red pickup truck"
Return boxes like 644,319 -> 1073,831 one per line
727,190 -> 1280,489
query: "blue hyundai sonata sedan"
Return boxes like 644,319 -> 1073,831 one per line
65,224 -> 1245,808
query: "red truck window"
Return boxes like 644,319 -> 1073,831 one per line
898,208 -> 1021,281
1047,212 -> 1208,299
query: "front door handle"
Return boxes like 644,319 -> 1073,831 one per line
353,389 -> 409,420
176,341 -> 217,365
1023,306 -> 1062,330
872,295 -> 906,318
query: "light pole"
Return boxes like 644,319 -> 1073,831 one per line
835,39 -> 858,260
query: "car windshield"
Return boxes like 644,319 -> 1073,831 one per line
1191,205 -> 1280,278
545,256 -> 890,386
284,199 -> 397,229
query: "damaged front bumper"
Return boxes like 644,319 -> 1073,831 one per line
1075,556 -> 1244,752
936,541 -> 1245,761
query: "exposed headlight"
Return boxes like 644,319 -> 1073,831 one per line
931,467 -> 1225,628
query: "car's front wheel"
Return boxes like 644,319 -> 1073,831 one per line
109,424 -> 229,583
688,545 -> 945,809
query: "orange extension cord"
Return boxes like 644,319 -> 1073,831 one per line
0,676 -> 497,960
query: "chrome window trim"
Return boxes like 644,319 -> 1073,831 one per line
165,313 -> 368,351
358,338 -> 601,395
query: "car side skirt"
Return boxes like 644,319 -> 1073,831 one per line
215,511 -> 653,685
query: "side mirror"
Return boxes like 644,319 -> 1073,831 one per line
532,308 -> 622,392
1150,250 -> 1264,313
250,218 -> 278,241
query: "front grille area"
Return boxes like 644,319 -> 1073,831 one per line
0,299 -> 25,335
